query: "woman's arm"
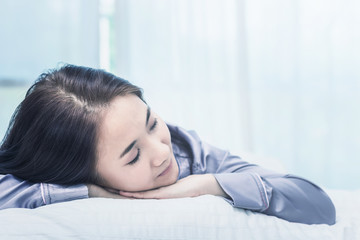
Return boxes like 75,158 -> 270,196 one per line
119,174 -> 229,199
0,173 -> 131,210
190,127 -> 336,225
198,140 -> 336,225
213,170 -> 336,225
0,174 -> 88,210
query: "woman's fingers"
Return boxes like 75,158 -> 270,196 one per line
119,189 -> 162,199
119,175 -> 218,199
87,184 -> 130,199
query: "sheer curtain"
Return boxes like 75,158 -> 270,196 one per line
1,0 -> 358,189
112,0 -> 360,189
113,0 -> 250,152
0,0 -> 100,84
245,0 -> 360,189
0,0 -> 100,138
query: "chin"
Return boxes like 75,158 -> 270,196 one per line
166,175 -> 178,186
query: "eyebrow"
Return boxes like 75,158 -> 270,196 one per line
120,106 -> 151,158
120,140 -> 136,158
146,106 -> 151,126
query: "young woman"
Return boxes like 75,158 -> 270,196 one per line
0,64 -> 336,225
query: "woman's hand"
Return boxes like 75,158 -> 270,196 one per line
87,184 -> 130,199
119,174 -> 229,199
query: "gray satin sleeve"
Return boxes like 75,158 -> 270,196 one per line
213,168 -> 336,225
0,174 -> 88,210
168,124 -> 336,225
203,143 -> 336,225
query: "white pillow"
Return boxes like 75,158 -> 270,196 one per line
1,191 -> 359,240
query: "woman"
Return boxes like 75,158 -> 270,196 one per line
0,64 -> 336,225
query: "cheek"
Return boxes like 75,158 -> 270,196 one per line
97,162 -> 154,191
96,158 -> 122,186
159,120 -> 171,143
121,166 -> 154,191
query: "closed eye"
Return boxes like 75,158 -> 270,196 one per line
128,149 -> 140,165
150,118 -> 158,131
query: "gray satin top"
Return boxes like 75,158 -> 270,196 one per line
0,123 -> 336,225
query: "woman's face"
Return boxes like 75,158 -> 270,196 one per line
96,94 -> 179,192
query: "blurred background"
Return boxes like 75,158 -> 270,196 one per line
0,0 -> 359,189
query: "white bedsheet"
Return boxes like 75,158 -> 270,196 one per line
0,189 -> 359,240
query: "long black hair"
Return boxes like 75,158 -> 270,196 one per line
0,64 -> 143,185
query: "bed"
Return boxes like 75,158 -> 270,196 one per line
0,154 -> 359,240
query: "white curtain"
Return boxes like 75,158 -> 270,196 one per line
245,0 -> 360,189
1,0 -> 358,189
0,0 -> 100,83
112,0 -> 360,189
113,0 -> 250,154
0,0 -> 100,139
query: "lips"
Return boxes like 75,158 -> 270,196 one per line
158,160 -> 172,177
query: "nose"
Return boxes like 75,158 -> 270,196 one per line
146,137 -> 169,167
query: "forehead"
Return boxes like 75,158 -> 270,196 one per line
97,95 -> 147,154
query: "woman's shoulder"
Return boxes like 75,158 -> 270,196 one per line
167,123 -> 196,159
167,123 -> 202,144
